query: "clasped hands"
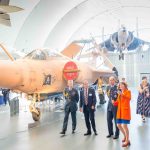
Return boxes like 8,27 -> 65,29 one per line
80,105 -> 95,112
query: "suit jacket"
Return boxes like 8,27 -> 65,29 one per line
116,89 -> 131,120
64,87 -> 79,112
80,87 -> 96,111
106,85 -> 118,111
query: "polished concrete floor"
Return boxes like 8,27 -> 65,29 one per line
0,88 -> 150,150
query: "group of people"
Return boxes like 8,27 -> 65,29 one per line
106,76 -> 131,147
60,76 -> 132,148
60,80 -> 97,135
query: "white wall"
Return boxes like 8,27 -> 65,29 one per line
0,0 -> 40,49
108,49 -> 150,87
14,0 -> 85,51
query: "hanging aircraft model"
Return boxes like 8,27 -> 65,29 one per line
100,26 -> 147,60
0,0 -> 23,26
74,26 -> 150,60
0,43 -> 116,121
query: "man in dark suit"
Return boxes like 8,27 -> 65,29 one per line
60,80 -> 79,135
106,76 -> 119,139
80,80 -> 97,136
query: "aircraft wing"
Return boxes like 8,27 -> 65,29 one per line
127,37 -> 145,50
73,39 -> 93,44
92,69 -> 115,84
0,0 -> 9,5
0,0 -> 23,13
0,5 -> 23,13
93,68 -> 115,77
61,43 -> 82,58
0,0 -> 23,26
0,13 -> 11,26
100,39 -> 115,51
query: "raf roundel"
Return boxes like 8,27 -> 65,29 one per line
63,61 -> 79,80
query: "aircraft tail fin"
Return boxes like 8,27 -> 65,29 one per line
61,43 -> 81,58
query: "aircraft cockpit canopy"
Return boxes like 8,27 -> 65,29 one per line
24,49 -> 48,60
24,49 -> 62,60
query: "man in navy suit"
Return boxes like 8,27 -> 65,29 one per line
80,80 -> 98,136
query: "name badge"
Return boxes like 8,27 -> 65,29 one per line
89,93 -> 92,96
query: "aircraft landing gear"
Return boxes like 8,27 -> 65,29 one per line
119,53 -> 124,60
29,93 -> 41,121
32,107 -> 41,121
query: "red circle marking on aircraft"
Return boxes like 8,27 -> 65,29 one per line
63,61 -> 79,80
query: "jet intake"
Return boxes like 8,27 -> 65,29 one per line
63,61 -> 79,80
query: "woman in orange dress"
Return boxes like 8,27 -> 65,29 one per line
113,82 -> 131,147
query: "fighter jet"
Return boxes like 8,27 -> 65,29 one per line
0,0 -> 23,26
100,26 -> 148,60
74,26 -> 150,60
0,43 -> 115,121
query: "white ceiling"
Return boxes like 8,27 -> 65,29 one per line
0,0 -> 150,51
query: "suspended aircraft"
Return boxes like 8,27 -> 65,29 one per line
100,26 -> 148,60
0,43 -> 115,121
74,26 -> 150,60
0,0 -> 23,26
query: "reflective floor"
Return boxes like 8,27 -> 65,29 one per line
0,88 -> 150,150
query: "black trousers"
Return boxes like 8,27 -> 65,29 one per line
62,109 -> 76,132
107,107 -> 119,136
3,95 -> 7,105
83,105 -> 96,133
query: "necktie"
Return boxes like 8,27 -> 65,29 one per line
84,88 -> 88,105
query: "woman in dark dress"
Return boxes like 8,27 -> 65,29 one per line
136,77 -> 150,122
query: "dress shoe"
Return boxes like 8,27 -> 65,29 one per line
72,130 -> 75,134
122,141 -> 131,147
113,136 -> 119,139
106,134 -> 113,138
60,131 -> 65,135
94,132 -> 98,135
142,118 -> 146,122
84,132 -> 91,136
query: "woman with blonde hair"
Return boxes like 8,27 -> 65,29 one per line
113,82 -> 131,147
